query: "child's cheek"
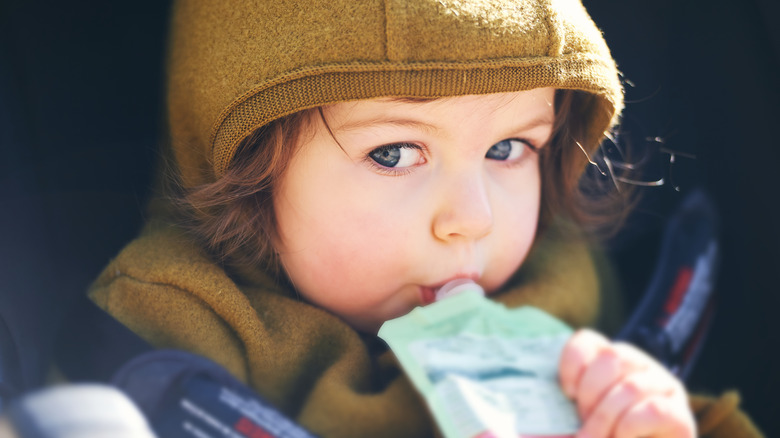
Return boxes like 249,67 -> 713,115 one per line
279,201 -> 415,306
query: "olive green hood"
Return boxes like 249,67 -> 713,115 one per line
167,0 -> 623,186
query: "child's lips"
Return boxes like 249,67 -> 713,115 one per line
420,286 -> 436,305
420,274 -> 480,305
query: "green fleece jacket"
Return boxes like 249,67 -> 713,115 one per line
90,217 -> 762,437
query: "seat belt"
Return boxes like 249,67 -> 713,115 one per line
54,299 -> 318,438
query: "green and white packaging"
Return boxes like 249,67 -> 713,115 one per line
378,290 -> 580,438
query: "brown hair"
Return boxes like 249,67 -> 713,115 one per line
173,109 -> 315,275
174,90 -> 629,276
538,90 -> 631,236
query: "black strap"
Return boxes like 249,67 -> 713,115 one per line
616,189 -> 719,380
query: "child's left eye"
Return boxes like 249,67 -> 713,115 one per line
485,139 -> 532,161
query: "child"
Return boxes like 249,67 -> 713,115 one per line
89,0 -> 761,436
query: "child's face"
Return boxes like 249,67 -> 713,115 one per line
274,88 -> 555,333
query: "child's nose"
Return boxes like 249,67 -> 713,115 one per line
432,173 -> 493,242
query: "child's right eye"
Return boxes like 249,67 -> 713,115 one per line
367,143 -> 425,170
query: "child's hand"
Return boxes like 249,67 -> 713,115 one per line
559,329 -> 696,438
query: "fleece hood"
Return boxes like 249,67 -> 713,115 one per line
167,0 -> 623,187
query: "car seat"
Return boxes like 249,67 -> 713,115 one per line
0,0 -> 167,406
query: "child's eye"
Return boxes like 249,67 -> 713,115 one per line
368,143 -> 424,169
485,139 -> 533,161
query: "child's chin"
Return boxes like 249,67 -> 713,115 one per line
347,313 -> 407,335
340,315 -> 382,335
339,297 -> 422,334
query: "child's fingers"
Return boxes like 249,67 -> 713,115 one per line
560,330 -> 652,417
560,329 -> 694,438
574,343 -> 649,417
612,394 -> 696,438
575,369 -> 676,438
558,329 -> 610,398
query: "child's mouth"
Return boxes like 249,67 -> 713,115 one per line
421,278 -> 484,306
434,278 -> 484,301
421,287 -> 436,305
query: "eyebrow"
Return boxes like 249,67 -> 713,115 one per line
510,114 -> 555,133
334,117 -> 441,134
334,110 -> 554,135
386,96 -> 440,104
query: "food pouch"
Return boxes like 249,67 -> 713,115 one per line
378,285 -> 580,438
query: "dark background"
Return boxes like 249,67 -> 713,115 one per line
1,0 -> 778,434
585,1 -> 780,435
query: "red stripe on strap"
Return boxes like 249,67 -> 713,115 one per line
665,267 -> 693,315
